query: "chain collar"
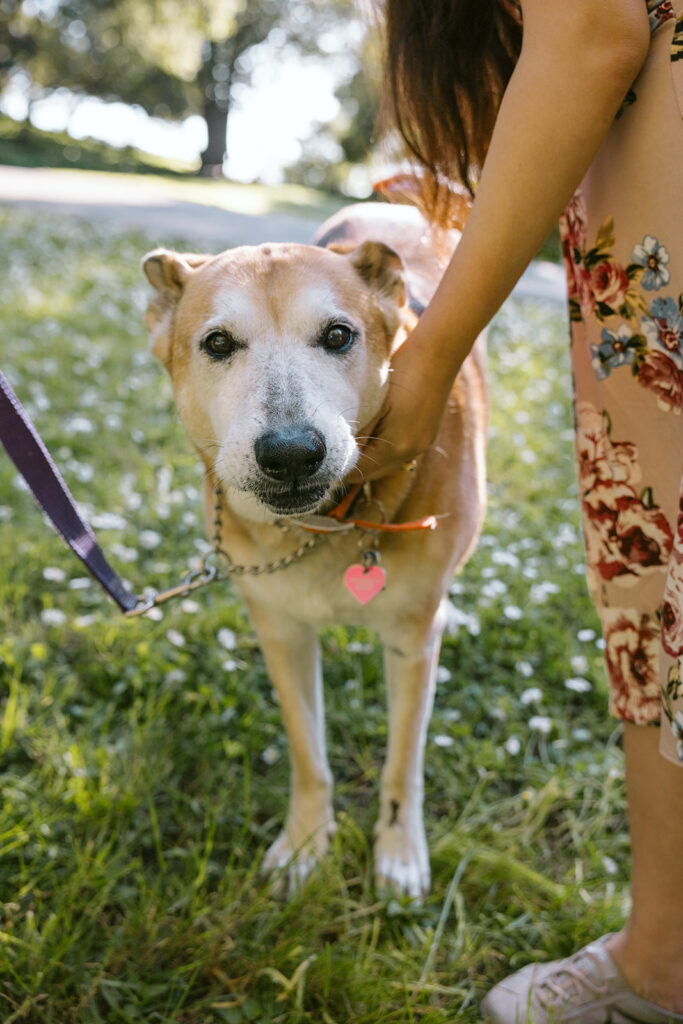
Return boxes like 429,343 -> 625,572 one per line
124,484 -> 325,617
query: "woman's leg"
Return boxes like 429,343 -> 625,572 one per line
606,723 -> 683,1011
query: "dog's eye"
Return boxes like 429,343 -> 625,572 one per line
321,323 -> 355,354
202,330 -> 238,360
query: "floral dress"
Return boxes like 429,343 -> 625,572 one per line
559,0 -> 683,763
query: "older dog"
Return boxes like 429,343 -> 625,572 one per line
142,201 -> 487,897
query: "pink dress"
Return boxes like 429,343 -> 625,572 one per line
559,0 -> 683,762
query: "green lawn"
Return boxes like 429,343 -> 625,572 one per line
0,204 -> 627,1023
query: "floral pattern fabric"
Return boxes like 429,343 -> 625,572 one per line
560,2 -> 683,763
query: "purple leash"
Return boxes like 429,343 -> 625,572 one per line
0,369 -> 139,613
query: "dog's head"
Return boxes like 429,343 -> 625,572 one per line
142,240 -> 406,519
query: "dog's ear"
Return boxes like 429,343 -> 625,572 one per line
142,249 -> 208,293
347,240 -> 406,310
141,249 -> 210,365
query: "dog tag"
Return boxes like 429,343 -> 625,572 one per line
344,562 -> 386,604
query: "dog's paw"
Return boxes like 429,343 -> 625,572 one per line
373,817 -> 430,899
261,817 -> 335,896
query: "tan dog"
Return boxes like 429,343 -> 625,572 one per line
142,202 -> 487,897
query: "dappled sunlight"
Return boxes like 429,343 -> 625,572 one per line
0,207 -> 623,1023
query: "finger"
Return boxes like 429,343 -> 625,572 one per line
346,443 -> 401,485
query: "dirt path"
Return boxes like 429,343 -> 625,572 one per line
0,164 -> 567,301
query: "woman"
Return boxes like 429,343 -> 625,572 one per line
361,1 -> 683,1020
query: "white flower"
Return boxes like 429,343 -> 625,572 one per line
482,579 -> 508,600
165,669 -> 186,685
111,544 -> 138,563
570,655 -> 589,673
504,605 -> 523,621
436,666 -> 452,683
217,628 -> 236,650
74,615 -> 95,629
41,608 -> 67,627
530,581 -> 561,603
90,512 -> 127,530
520,687 -> 543,705
504,736 -> 522,756
631,235 -> 670,290
68,460 -> 94,483
262,746 -> 281,765
565,677 -> 592,693
433,734 -> 455,748
577,628 -> 597,642
516,660 -> 534,678
442,708 -> 462,722
166,629 -> 185,647
139,530 -> 162,550
529,715 -> 553,735
43,567 -> 66,582
69,577 -> 91,590
601,855 -> 618,876
181,599 -> 200,614
66,415 -> 94,435
492,549 -> 521,568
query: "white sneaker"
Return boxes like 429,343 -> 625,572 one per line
481,935 -> 683,1024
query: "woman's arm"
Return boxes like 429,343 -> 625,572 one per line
352,0 -> 650,481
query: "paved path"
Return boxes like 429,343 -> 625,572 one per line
0,164 -> 567,302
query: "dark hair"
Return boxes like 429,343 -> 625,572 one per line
381,0 -> 522,222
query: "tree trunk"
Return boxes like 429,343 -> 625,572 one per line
200,96 -> 228,177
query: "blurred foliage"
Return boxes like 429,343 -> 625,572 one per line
283,25 -> 382,195
1,0 -> 363,175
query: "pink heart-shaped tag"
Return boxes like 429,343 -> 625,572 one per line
344,563 -> 387,605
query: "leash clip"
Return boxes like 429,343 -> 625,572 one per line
123,557 -> 220,618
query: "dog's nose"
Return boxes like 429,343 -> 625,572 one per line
254,427 -> 327,482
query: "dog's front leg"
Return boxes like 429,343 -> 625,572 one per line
375,609 -> 445,898
246,603 -> 334,894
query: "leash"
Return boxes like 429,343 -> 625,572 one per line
0,370 -> 324,617
0,372 -> 438,618
0,369 -> 140,614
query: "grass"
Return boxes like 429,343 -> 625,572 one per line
0,203 -> 628,1023
0,115 -> 346,224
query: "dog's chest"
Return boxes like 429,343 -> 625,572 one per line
233,537 -> 401,629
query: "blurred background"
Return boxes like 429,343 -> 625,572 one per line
0,0 -> 380,197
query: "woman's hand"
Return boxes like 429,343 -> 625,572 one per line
348,326 -> 457,483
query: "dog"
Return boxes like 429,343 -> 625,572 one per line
142,199 -> 487,897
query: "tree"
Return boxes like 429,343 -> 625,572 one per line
1,0 -> 358,175
283,28 -> 381,194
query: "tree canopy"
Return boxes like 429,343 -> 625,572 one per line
1,0 -> 372,176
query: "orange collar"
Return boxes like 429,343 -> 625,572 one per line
294,483 -> 438,535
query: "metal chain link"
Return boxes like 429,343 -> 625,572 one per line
124,484 -> 324,616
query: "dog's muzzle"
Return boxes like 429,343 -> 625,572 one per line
250,426 -> 332,514
254,427 -> 327,484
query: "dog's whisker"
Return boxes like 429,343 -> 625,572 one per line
356,436 -> 397,449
